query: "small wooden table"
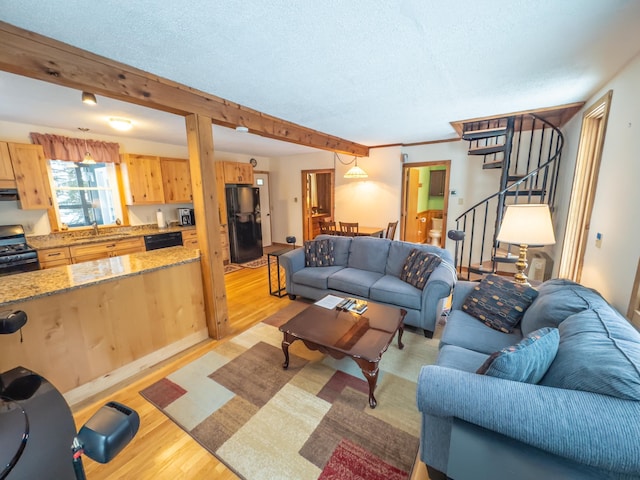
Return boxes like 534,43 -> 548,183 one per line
354,226 -> 385,238
279,300 -> 406,408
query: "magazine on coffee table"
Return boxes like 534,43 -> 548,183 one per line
314,294 -> 344,309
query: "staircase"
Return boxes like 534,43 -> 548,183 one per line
450,113 -> 564,280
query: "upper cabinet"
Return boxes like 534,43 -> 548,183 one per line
0,142 -> 16,189
429,170 -> 446,197
7,143 -> 54,209
223,161 -> 253,184
121,154 -> 165,205
160,156 -> 192,203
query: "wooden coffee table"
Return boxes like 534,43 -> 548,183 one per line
279,300 -> 406,408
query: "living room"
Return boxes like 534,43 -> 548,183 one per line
1,2 -> 640,479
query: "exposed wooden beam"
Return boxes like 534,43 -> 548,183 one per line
0,21 -> 369,157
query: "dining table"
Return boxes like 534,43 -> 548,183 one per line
354,226 -> 385,238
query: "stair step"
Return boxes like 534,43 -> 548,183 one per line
468,144 -> 506,156
482,160 -> 503,170
493,252 -> 519,264
462,127 -> 508,141
504,189 -> 545,197
507,175 -> 526,182
468,265 -> 495,275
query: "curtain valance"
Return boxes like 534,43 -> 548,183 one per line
30,132 -> 121,164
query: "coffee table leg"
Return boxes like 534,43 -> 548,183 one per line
397,323 -> 404,350
355,359 -> 379,408
281,333 -> 293,369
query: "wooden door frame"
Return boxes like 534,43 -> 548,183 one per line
301,169 -> 335,242
400,160 -> 451,243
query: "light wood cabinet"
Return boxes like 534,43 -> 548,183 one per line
69,237 -> 145,263
0,142 -> 16,189
7,143 -> 53,209
223,161 -> 253,184
215,162 -> 227,224
182,229 -> 199,249
220,225 -> 230,262
121,154 -> 165,205
160,156 -> 192,203
38,246 -> 72,269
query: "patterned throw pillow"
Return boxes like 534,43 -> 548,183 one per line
304,239 -> 335,267
462,274 -> 538,333
476,327 -> 560,383
400,249 -> 442,290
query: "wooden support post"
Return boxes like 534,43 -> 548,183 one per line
185,114 -> 229,339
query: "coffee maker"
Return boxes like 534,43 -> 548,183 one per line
178,208 -> 195,226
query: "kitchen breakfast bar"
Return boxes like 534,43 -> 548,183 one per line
0,247 -> 207,405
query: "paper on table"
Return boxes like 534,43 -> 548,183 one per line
314,294 -> 344,309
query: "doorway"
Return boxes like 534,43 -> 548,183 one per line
301,169 -> 335,241
253,172 -> 272,247
400,160 -> 450,245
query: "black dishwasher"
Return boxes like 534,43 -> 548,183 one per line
144,231 -> 183,251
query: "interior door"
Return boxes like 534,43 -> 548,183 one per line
404,168 -> 421,242
254,172 -> 272,247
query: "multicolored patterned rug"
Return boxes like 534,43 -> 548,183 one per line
140,302 -> 439,480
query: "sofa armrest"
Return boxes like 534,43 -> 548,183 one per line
450,280 -> 477,311
420,261 -> 456,333
417,365 -> 640,475
280,248 -> 306,293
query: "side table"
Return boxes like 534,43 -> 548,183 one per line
267,248 -> 292,297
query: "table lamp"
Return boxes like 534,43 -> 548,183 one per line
496,204 -> 556,286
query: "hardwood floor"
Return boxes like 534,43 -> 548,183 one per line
73,248 -> 431,479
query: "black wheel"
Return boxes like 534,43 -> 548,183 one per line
288,294 -> 296,300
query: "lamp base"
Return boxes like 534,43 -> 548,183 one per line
513,244 -> 530,287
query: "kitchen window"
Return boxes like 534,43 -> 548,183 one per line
49,160 -> 123,228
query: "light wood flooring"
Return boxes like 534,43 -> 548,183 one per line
73,246 -> 431,479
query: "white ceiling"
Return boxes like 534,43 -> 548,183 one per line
1,1 -> 640,156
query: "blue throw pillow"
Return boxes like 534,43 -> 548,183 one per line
477,327 -> 560,383
304,239 -> 335,267
462,274 -> 538,333
540,307 -> 640,400
400,249 -> 442,290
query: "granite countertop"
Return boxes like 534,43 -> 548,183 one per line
28,224 -> 196,250
0,246 -> 200,307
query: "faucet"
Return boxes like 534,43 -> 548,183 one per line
91,221 -> 99,235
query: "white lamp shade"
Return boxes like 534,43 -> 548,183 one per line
497,204 -> 556,246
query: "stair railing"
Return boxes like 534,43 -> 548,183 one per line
451,114 -> 564,280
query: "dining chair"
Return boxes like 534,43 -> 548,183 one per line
319,220 -> 338,235
340,222 -> 359,236
385,221 -> 398,240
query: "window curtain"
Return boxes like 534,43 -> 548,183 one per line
30,132 -> 121,164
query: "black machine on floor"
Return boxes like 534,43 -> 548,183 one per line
226,185 -> 263,263
0,311 -> 139,479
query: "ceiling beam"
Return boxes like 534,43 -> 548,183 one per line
0,21 -> 369,157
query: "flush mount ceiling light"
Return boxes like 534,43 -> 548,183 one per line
108,117 -> 133,131
235,126 -> 249,133
81,91 -> 97,105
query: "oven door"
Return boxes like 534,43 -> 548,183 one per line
0,254 -> 40,276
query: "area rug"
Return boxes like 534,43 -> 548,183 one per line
224,263 -> 243,274
140,302 -> 439,480
240,255 -> 268,269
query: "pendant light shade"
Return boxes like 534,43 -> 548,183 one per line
82,91 -> 97,105
78,127 -> 96,165
344,158 -> 368,179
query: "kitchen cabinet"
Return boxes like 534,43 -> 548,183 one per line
0,142 -> 16,189
182,228 -> 229,262
182,229 -> 199,249
223,161 -> 253,184
38,246 -> 72,269
215,162 -> 227,224
121,154 -> 165,205
160,156 -> 192,203
7,143 -> 54,209
69,237 -> 144,263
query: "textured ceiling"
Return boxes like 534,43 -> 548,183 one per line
1,1 -> 640,155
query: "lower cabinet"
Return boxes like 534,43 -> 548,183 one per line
38,246 -> 72,269
68,237 -> 145,264
182,230 -> 199,249
182,228 -> 230,263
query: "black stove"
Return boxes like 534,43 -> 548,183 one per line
0,225 -> 40,276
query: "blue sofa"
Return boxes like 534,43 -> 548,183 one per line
417,278 -> 640,479
279,235 -> 456,337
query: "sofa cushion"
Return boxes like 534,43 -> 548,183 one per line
440,310 -> 523,355
437,345 -> 490,373
541,307 -> 640,400
291,265 -> 345,290
370,275 -> 422,310
462,274 -> 538,333
400,249 -> 442,290
316,234 -> 352,266
477,327 -> 560,383
347,237 -> 390,274
304,239 -> 335,267
520,278 -> 611,336
327,267 -> 384,297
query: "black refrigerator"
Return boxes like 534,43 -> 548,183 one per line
226,185 -> 263,263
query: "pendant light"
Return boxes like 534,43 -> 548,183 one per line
344,157 -> 368,179
81,91 -> 97,105
78,127 -> 96,165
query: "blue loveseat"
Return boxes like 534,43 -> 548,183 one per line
417,278 -> 640,479
279,235 -> 456,337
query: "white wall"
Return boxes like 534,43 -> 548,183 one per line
555,53 -> 640,313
